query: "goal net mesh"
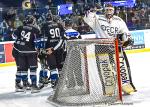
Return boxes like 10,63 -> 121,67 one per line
48,38 -> 122,106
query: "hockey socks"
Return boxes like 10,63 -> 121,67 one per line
50,68 -> 59,88
39,69 -> 48,78
50,68 -> 59,81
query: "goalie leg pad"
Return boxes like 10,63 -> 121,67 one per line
119,52 -> 136,94
86,44 -> 116,96
96,53 -> 116,96
123,51 -> 137,91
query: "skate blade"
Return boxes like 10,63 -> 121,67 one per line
15,89 -> 25,92
31,90 -> 40,93
15,90 -> 24,92
26,87 -> 31,90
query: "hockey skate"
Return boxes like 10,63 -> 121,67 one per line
39,77 -> 51,85
31,84 -> 40,93
39,77 -> 51,89
51,80 -> 58,89
15,82 -> 24,92
23,81 -> 31,91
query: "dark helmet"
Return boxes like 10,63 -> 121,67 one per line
65,19 -> 72,27
46,13 -> 53,21
25,15 -> 35,24
53,15 -> 61,22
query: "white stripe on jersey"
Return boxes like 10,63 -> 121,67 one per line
54,39 -> 63,51
13,46 -> 37,53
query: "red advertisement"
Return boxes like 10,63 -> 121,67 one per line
4,43 -> 15,63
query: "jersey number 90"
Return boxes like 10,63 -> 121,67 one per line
50,28 -> 60,38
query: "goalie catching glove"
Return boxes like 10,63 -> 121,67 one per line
117,33 -> 134,48
122,38 -> 134,48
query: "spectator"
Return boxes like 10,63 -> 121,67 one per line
13,16 -> 23,29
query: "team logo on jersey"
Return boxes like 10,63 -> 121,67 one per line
101,25 -> 119,36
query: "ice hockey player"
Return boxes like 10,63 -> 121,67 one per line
12,15 -> 41,93
84,3 -> 136,94
63,19 -> 84,89
63,19 -> 81,59
64,19 -> 81,40
39,13 -> 65,89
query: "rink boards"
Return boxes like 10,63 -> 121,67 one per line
0,29 -> 150,67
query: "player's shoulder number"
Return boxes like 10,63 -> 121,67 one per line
21,30 -> 31,42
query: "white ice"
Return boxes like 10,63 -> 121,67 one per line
0,52 -> 150,107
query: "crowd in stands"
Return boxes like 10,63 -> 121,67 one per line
0,1 -> 150,42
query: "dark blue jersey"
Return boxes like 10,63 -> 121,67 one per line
41,21 -> 65,51
13,24 -> 40,53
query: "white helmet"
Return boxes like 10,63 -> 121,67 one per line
104,3 -> 114,18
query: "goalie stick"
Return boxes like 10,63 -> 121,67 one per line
119,46 -> 137,94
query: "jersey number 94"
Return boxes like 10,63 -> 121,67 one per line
21,30 -> 31,42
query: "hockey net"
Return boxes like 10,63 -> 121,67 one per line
48,38 -> 122,106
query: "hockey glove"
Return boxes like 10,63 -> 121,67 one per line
122,38 -> 134,48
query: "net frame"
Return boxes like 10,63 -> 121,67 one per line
48,38 -> 122,106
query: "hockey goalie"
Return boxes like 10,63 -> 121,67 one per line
83,3 -> 136,95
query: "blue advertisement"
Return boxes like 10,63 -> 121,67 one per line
57,4 -> 73,15
0,44 -> 5,63
0,44 -> 4,52
0,54 -> 5,63
130,31 -> 145,49
104,0 -> 136,7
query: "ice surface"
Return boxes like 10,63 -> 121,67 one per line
0,52 -> 150,107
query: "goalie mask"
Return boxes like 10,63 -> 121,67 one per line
104,4 -> 114,19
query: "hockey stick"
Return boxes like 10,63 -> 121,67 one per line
119,46 -> 137,93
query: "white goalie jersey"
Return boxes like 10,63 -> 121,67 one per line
83,12 -> 130,41
84,11 -> 136,95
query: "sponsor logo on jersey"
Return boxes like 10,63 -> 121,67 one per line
101,25 -> 119,36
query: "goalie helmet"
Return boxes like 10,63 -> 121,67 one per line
104,3 -> 114,18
